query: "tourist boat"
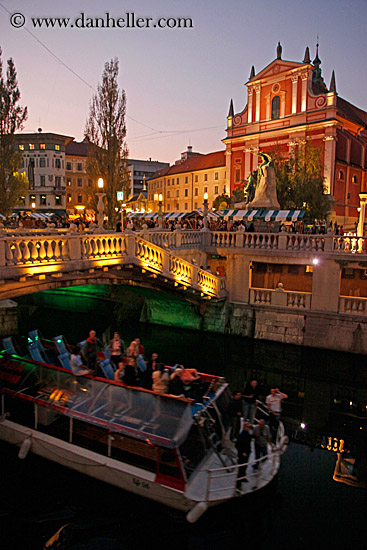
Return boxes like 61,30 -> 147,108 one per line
0,341 -> 288,523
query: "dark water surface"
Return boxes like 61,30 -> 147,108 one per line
1,306 -> 365,549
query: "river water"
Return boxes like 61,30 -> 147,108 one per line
0,305 -> 366,549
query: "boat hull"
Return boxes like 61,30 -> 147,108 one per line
0,419 -> 193,514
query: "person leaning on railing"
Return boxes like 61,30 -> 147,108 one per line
265,387 -> 288,441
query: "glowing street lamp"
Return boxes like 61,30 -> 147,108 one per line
96,178 -> 106,231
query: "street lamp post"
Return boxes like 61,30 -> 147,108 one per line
202,192 -> 209,231
158,194 -> 163,229
96,178 -> 106,232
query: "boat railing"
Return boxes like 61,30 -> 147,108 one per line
205,447 -> 279,501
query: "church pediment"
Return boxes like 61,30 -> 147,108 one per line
248,59 -> 307,85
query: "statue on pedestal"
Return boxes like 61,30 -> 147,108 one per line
247,151 -> 280,209
244,171 -> 257,203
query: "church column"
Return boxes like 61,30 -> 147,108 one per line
357,193 -> 367,237
266,94 -> 271,120
291,73 -> 298,114
225,145 -> 232,194
247,87 -> 253,123
301,71 -> 308,112
323,135 -> 336,195
255,85 -> 261,122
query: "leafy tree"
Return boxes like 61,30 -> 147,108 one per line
230,185 -> 246,206
212,193 -> 230,210
85,58 -> 130,227
0,48 -> 28,215
271,141 -> 329,221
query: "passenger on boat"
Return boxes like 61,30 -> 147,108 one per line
83,330 -> 103,374
123,358 -> 139,386
109,332 -> 125,369
134,338 -> 145,357
179,366 -> 210,402
143,352 -> 159,389
228,391 -> 243,441
242,379 -> 260,423
168,367 -> 185,396
126,340 -> 139,359
70,346 -> 92,376
114,362 -> 125,382
236,421 -> 252,489
252,419 -> 272,468
265,387 -> 288,441
152,363 -> 170,394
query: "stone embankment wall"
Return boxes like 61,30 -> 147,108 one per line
201,302 -> 367,355
0,300 -> 18,338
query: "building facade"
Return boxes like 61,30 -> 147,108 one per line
15,132 -> 73,215
223,44 -> 367,228
147,147 -> 226,213
128,158 -> 170,197
65,139 -> 94,216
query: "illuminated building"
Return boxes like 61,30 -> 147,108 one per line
223,43 -> 367,227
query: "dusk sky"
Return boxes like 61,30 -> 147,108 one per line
1,0 -> 367,164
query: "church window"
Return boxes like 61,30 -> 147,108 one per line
338,170 -> 344,180
352,175 -> 358,183
272,96 -> 280,120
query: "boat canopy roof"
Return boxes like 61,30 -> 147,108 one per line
0,353 -> 195,449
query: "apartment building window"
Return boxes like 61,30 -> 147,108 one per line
66,162 -> 72,170
204,174 -> 208,181
167,204 -> 171,211
185,176 -> 188,183
40,175 -> 45,186
77,163 -> 82,171
176,203 -> 179,210
18,196 -> 25,206
194,188 -> 198,196
39,158 -> 46,168
67,194 -> 72,203
55,176 -> 61,188
40,144 -> 45,150
204,186 -> 208,194
176,190 -> 179,197
215,172 -> 218,180
78,195 -> 83,203
184,188 -> 188,197
214,185 -> 219,194
55,158 -> 61,169
185,203 -> 188,210
176,178 -> 179,184
167,190 -> 170,198
18,144 -> 24,151
67,178 -> 71,187
40,195 -> 46,205
195,175 -> 198,182
167,179 -> 170,185
55,195 -> 61,205
30,195 -> 36,205
77,178 -> 82,187
29,144 -> 34,150
55,145 -> 60,151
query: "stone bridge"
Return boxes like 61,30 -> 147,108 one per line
0,231 -> 226,301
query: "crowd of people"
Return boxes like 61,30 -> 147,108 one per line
70,329 -> 210,401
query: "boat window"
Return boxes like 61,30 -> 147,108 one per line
0,355 -> 194,449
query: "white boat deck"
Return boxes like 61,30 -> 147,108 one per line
185,441 -> 280,503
